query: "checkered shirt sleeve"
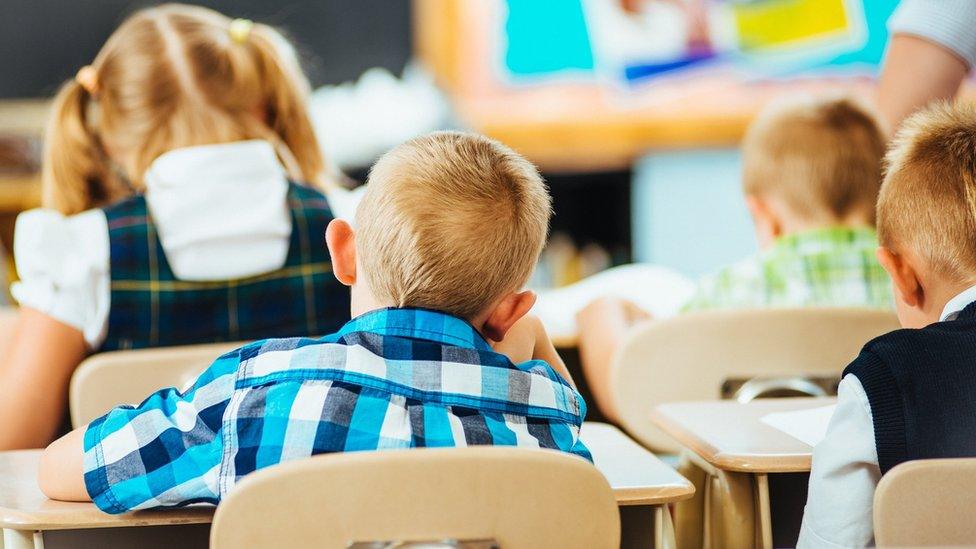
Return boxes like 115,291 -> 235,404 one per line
82,346 -> 247,513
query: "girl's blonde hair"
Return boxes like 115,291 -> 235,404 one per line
43,3 -> 326,215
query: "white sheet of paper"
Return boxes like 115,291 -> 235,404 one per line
760,404 -> 837,447
532,263 -> 696,342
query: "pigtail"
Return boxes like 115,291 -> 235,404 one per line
41,80 -> 114,215
246,25 -> 331,190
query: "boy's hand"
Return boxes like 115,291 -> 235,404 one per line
574,297 -> 652,422
576,296 -> 652,331
492,315 -> 577,388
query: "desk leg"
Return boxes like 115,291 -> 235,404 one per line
754,473 -> 773,549
672,454 -> 706,549
653,506 -> 676,549
2,530 -> 41,549
705,470 -> 755,549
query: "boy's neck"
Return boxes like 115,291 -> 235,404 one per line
923,278 -> 976,324
760,219 -> 871,251
779,213 -> 873,237
350,290 -> 486,332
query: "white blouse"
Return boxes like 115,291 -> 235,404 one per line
11,140 -> 361,349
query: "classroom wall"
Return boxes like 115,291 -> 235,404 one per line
0,0 -> 411,98
632,149 -> 756,278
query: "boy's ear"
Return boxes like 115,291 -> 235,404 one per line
482,290 -> 537,343
325,219 -> 357,287
877,246 -> 923,308
745,194 -> 782,246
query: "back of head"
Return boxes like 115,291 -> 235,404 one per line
742,95 -> 886,225
878,102 -> 976,284
357,132 -> 551,320
43,3 -> 325,215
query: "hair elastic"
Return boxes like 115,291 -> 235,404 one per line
229,18 -> 253,44
75,65 -> 99,95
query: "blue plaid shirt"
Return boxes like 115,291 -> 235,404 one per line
83,308 -> 590,514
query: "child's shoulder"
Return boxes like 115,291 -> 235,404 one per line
850,316 -> 976,372
234,335 -> 334,359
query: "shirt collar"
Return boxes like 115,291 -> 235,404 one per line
145,140 -> 285,190
769,226 -> 877,255
336,307 -> 494,352
940,284 -> 976,322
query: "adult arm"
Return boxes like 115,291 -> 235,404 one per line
878,0 -> 976,132
0,308 -> 88,449
878,35 -> 969,133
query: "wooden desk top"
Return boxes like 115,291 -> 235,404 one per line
580,421 -> 694,506
650,398 -> 836,474
0,423 -> 691,530
0,450 -> 214,531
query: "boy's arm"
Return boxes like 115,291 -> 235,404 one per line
575,297 -> 650,422
797,374 -> 880,549
37,350 -> 241,512
38,427 -> 88,502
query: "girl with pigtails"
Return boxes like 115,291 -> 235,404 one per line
0,4 -> 351,449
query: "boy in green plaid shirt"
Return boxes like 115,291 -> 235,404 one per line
577,96 -> 894,420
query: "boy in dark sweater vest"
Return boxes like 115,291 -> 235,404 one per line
799,102 -> 976,548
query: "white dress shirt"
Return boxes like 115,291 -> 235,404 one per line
11,140 -> 360,349
797,284 -> 976,548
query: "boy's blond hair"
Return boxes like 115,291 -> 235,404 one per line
44,3 -> 326,215
356,132 -> 551,320
878,102 -> 976,284
742,96 -> 886,224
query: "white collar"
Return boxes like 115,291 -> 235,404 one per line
939,284 -> 976,322
141,140 -> 292,281
145,140 -> 285,189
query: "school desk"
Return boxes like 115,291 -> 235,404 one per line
650,398 -> 834,549
0,422 -> 692,549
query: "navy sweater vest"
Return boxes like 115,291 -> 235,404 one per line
845,302 -> 976,474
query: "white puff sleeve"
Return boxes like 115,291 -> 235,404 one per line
10,208 -> 111,349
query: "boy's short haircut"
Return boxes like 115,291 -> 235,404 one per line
742,95 -> 887,224
356,131 -> 551,319
878,102 -> 976,284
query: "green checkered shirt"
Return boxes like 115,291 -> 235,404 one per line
682,227 -> 893,312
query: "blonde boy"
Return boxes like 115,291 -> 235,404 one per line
37,132 -> 587,512
800,103 -> 976,548
687,95 -> 891,311
578,96 -> 893,421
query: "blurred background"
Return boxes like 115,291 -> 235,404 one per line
0,0 -> 915,289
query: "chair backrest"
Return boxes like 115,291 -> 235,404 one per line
612,308 -> 899,451
69,341 -> 244,426
211,447 -> 621,549
874,458 -> 976,547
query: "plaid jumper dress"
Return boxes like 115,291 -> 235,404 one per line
99,182 -> 350,352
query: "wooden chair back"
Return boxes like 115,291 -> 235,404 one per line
69,341 -> 243,426
211,447 -> 621,549
612,308 -> 898,451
